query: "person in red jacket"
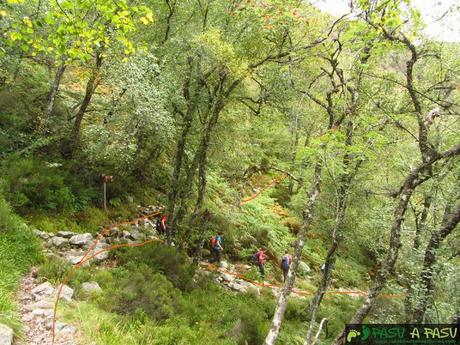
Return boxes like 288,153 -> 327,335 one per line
254,248 -> 266,278
156,215 -> 167,235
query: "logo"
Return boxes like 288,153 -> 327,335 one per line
345,324 -> 459,345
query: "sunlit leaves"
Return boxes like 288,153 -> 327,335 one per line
4,0 -> 155,64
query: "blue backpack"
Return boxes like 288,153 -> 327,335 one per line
281,256 -> 290,270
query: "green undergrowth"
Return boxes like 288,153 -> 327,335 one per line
43,243 -> 364,345
0,197 -> 42,332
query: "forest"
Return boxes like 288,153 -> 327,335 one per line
0,0 -> 459,344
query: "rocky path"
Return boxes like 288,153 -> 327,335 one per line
15,270 -> 77,345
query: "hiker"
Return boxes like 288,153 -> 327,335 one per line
280,251 -> 292,282
156,214 -> 167,235
253,248 -> 266,278
210,232 -> 224,263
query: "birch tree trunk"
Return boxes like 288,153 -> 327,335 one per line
332,144 -> 460,345
412,205 -> 460,322
45,62 -> 67,119
264,162 -> 322,345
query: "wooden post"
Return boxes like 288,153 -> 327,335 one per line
101,174 -> 113,212
103,181 -> 107,211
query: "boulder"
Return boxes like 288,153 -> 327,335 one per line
69,233 -> 93,247
56,231 -> 75,238
0,323 -> 13,345
60,285 -> 74,302
129,229 -> 144,241
122,230 -> 131,238
80,281 -> 102,295
200,249 -> 211,257
32,282 -> 54,300
297,261 -> 311,276
93,243 -> 109,262
50,236 -> 68,248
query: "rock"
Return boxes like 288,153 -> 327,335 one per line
22,313 -> 35,322
60,285 -> 74,302
227,280 -> 247,293
31,308 -> 53,318
129,229 -> 144,241
80,281 -> 102,295
59,324 -> 77,335
68,255 -> 84,265
93,243 -> 109,262
220,273 -> 235,283
297,261 -> 311,276
220,260 -> 229,270
50,236 -> 68,248
69,233 -> 93,247
32,282 -> 54,300
56,231 -> 75,238
122,230 -> 131,238
0,323 -> 13,345
33,229 -> 51,240
201,249 -> 211,257
24,300 -> 53,311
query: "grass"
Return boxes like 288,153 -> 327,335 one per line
25,204 -> 140,235
0,197 -> 42,332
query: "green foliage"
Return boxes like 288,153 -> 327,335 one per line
2,158 -> 98,212
115,243 -> 196,291
4,0 -> 154,62
101,263 -> 182,322
37,255 -> 70,285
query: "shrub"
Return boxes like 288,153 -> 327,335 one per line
101,263 -> 182,322
115,243 -> 196,291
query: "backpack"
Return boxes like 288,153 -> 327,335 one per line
281,256 -> 289,270
156,218 -> 162,232
252,252 -> 259,264
210,236 -> 218,249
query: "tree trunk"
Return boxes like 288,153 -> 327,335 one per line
413,194 -> 431,250
412,204 -> 460,322
305,121 -> 357,345
332,144 -> 460,345
69,52 -> 103,150
264,162 -> 322,345
166,112 -> 194,244
45,62 -> 67,118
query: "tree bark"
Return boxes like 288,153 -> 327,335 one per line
264,162 -> 322,345
166,57 -> 200,244
69,52 -> 103,147
305,120 -> 359,345
413,194 -> 432,250
332,144 -> 460,345
45,62 -> 67,118
412,204 -> 460,322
